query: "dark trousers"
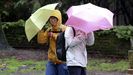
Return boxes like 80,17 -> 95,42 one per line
68,66 -> 86,75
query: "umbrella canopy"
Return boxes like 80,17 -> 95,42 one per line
65,3 -> 114,33
25,3 -> 58,41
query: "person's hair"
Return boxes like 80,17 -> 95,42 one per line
50,16 -> 58,20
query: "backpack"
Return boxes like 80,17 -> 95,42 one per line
56,27 -> 75,61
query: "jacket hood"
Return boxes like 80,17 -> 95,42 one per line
50,10 -> 62,30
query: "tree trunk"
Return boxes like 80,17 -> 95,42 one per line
0,23 -> 14,50
128,50 -> 133,74
130,37 -> 133,50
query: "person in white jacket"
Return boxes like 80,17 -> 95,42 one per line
65,26 -> 95,75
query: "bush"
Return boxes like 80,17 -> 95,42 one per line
1,21 -> 133,57
88,25 -> 133,57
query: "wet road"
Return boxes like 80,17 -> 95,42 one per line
2,71 -> 126,75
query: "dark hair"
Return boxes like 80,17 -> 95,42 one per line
49,16 -> 58,20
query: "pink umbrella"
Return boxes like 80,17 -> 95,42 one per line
65,3 -> 114,33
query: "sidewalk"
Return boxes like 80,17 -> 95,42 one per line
2,71 -> 126,75
88,71 -> 127,75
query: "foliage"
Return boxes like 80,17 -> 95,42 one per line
14,0 -> 29,8
96,29 -> 114,36
2,19 -> 25,29
0,0 -> 133,25
1,20 -> 27,47
0,0 -> 33,21
2,20 -> 132,41
96,25 -> 133,40
113,26 -> 133,40
1,21 -> 131,56
31,0 -> 41,13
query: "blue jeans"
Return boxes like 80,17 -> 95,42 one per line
45,61 -> 69,75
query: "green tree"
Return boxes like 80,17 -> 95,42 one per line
0,0 -> 14,50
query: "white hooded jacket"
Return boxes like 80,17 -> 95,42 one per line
65,27 -> 95,67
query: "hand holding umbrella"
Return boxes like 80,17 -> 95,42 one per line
25,3 -> 58,41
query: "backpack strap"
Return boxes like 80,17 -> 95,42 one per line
65,26 -> 76,51
71,27 -> 76,37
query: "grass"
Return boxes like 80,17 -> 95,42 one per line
87,58 -> 129,72
0,57 -> 129,74
0,57 -> 46,73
